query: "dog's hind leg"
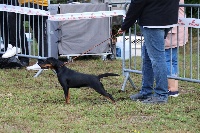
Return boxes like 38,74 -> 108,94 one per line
91,83 -> 115,103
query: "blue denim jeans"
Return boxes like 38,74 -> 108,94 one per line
139,27 -> 169,99
165,47 -> 178,76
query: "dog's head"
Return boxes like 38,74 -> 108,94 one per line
39,57 -> 64,69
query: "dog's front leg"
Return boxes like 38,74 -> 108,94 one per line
58,78 -> 70,104
64,87 -> 70,104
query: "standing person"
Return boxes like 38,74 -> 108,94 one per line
4,0 -> 49,69
118,0 -> 179,104
165,0 -> 188,97
0,0 -> 9,53
2,0 -> 29,66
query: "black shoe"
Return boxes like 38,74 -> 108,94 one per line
20,60 -> 29,67
19,57 -> 29,67
142,96 -> 167,104
168,91 -> 179,97
130,93 -> 151,101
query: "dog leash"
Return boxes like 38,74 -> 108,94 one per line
61,32 -> 120,66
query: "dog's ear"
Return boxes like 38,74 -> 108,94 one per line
47,57 -> 62,68
47,57 -> 56,66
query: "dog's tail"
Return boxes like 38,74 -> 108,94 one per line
98,73 -> 119,79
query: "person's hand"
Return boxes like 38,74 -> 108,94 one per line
118,28 -> 125,34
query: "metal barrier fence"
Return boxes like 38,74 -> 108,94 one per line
0,1 -> 115,77
0,0 -> 51,77
120,3 -> 200,91
1,1 -> 200,83
0,0 -> 51,59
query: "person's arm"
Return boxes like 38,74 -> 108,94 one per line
121,0 -> 146,31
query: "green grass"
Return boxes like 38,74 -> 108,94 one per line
0,58 -> 199,133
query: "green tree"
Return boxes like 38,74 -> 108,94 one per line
185,0 -> 199,4
184,0 -> 199,18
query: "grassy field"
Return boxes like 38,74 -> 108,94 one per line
0,57 -> 199,133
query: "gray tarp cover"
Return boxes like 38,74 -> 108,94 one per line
58,3 -> 110,55
49,4 -> 59,58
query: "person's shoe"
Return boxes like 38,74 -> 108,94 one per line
2,44 -> 21,58
168,91 -> 179,97
2,44 -> 13,58
19,57 -> 29,67
20,61 -> 29,67
26,62 -> 41,70
142,96 -> 167,104
130,93 -> 151,101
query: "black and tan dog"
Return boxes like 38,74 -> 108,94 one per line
39,57 -> 119,104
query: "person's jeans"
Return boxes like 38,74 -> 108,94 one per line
165,47 -> 178,76
139,27 -> 169,99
